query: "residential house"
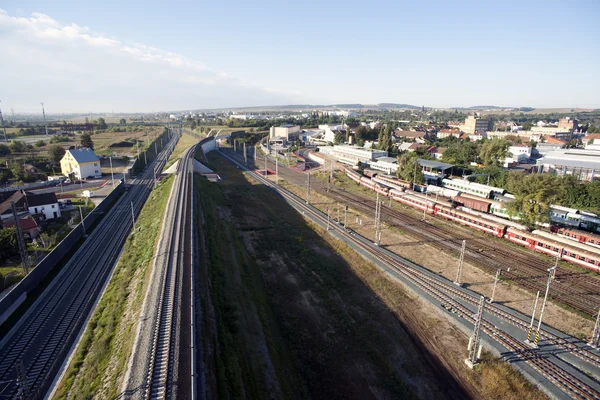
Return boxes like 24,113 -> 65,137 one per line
393,130 -> 427,143
582,134 -> 600,147
427,146 -> 447,159
60,148 -> 102,180
26,192 -> 61,220
2,215 -> 40,239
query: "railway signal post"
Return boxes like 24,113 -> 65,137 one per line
465,295 -> 485,369
589,308 -> 600,348
344,205 -> 348,228
454,240 -> 466,286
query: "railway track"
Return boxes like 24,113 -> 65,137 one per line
253,149 -> 600,316
123,143 -> 196,400
0,128 -> 181,399
220,149 -> 600,400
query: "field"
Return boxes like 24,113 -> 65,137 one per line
197,152 -> 480,399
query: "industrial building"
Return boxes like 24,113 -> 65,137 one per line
537,149 -> 600,181
269,124 -> 301,141
367,157 -> 398,175
461,115 -> 493,135
318,145 -> 388,165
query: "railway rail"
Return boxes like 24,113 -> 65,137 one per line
0,129 -> 181,399
250,148 -> 600,317
220,148 -> 600,400
123,143 -> 196,400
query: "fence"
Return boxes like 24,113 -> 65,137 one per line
0,183 -> 125,325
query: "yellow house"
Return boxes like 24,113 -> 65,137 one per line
60,148 -> 102,180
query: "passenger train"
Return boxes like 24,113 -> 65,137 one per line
342,168 -> 600,272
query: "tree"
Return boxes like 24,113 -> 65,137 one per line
97,118 -> 108,130
0,227 -> 18,261
80,133 -> 94,150
9,140 -> 26,153
0,144 -> 10,156
48,145 -> 66,162
506,173 -> 562,227
35,140 -> 46,147
479,139 -> 510,167
119,118 -> 127,125
333,131 -> 345,145
396,152 -> 425,184
378,125 -> 393,153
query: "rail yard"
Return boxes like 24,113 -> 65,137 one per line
219,145 -> 600,400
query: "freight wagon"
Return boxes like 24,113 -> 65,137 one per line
453,195 -> 491,213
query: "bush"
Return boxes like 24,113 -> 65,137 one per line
35,140 -> 46,147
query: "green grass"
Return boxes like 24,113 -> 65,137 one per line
163,132 -> 199,170
53,176 -> 174,399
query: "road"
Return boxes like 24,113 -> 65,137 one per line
0,128 -> 181,399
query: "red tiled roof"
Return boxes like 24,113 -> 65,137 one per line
545,137 -> 567,144
3,215 -> 39,231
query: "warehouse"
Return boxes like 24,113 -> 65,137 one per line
537,149 -> 600,181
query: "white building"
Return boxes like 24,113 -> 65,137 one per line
504,145 -> 532,167
368,157 -> 398,175
26,192 -> 61,220
318,145 -> 387,165
537,149 -> 600,181
269,124 -> 301,141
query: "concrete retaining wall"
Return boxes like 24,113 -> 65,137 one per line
0,183 -> 125,325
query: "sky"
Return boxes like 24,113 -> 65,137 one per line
0,0 -> 599,113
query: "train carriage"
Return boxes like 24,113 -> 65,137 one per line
375,175 -> 412,189
390,191 -> 436,214
554,227 -> 600,249
359,176 -> 389,196
453,195 -> 491,213
372,177 -> 408,193
506,228 -> 600,272
343,167 -> 362,184
459,207 -> 529,231
436,205 -> 506,237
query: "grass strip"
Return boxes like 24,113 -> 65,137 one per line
53,176 -> 173,399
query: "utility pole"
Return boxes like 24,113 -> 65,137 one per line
589,308 -> 600,348
489,268 -> 502,303
532,264 -> 557,347
344,205 -> 348,228
40,102 -> 49,136
526,291 -> 540,343
465,295 -> 485,369
454,240 -> 466,286
131,201 -> 136,230
0,100 -> 8,142
11,202 -> 29,275
234,139 -> 236,152
374,192 -> 382,246
144,150 -> 147,166
264,154 -> 268,175
244,142 -> 247,165
109,156 -> 115,188
327,208 -> 330,231
306,171 -> 311,204
337,204 -> 340,223
275,156 -> 279,185
79,205 -> 87,237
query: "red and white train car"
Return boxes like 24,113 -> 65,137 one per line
360,176 -> 389,196
390,189 -> 436,214
505,228 -> 600,272
343,167 -> 362,184
554,227 -> 600,249
436,206 -> 506,237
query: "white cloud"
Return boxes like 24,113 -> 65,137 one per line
0,9 -> 298,112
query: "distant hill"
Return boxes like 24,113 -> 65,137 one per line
377,103 -> 420,109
